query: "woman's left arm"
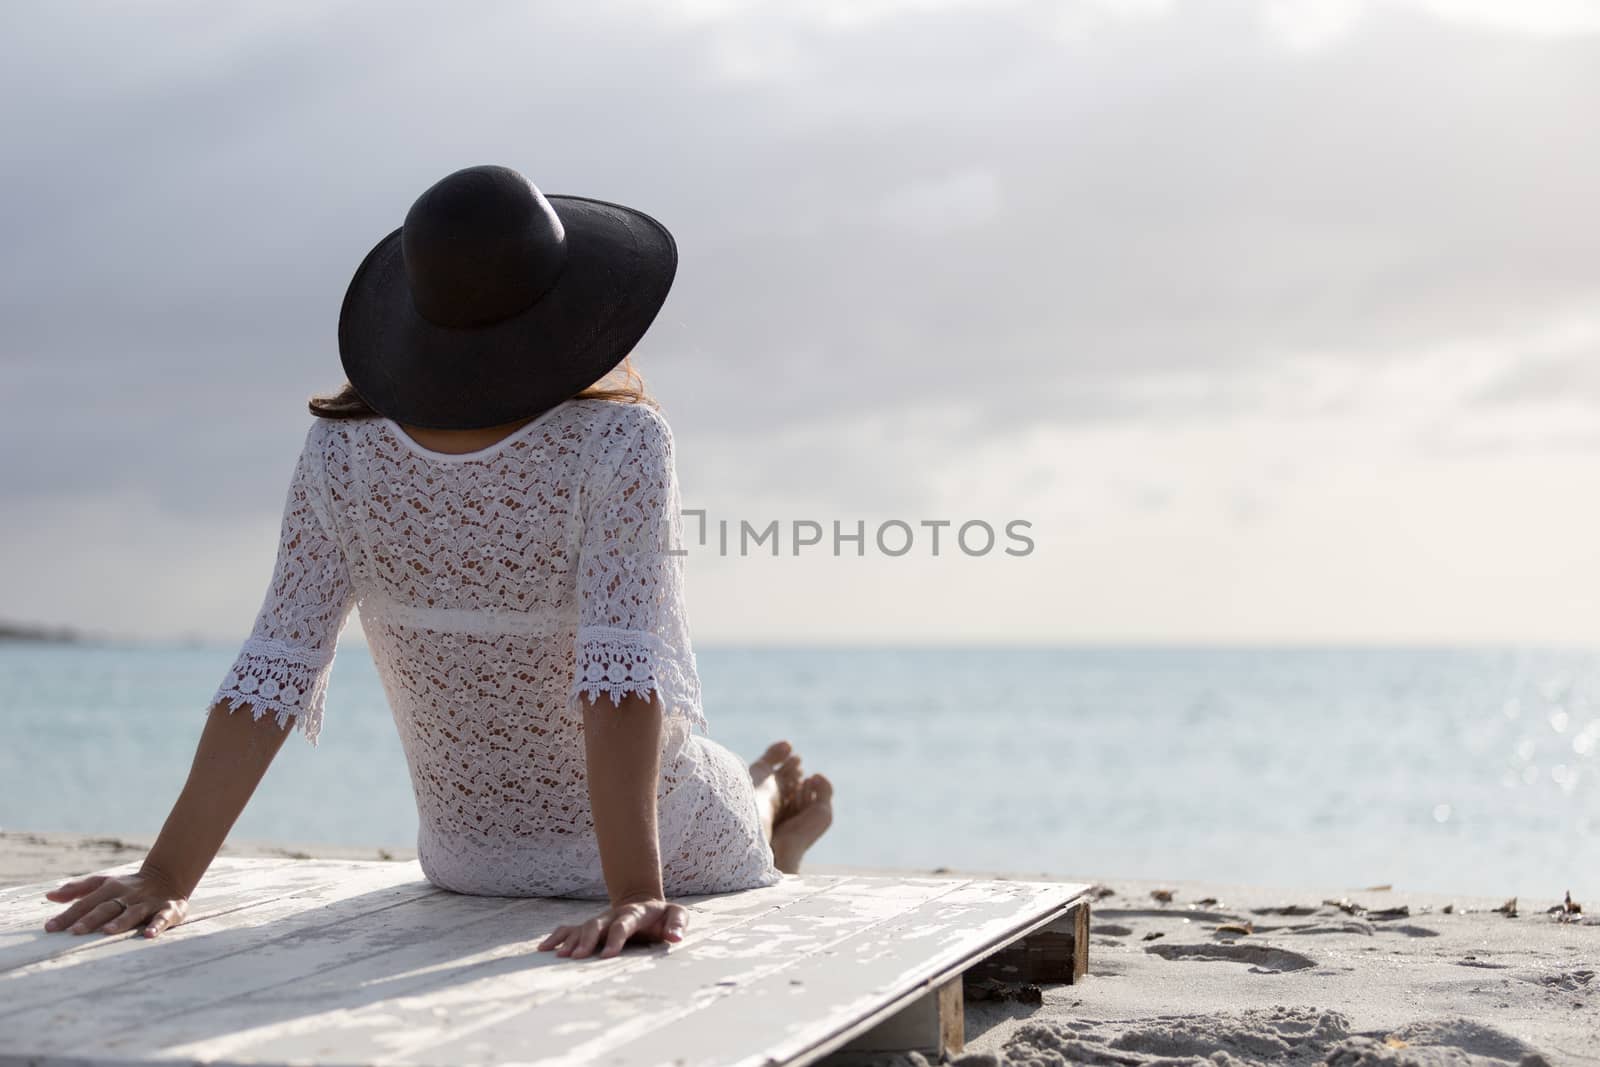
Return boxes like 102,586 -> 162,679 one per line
44,420 -> 357,937
537,691 -> 689,959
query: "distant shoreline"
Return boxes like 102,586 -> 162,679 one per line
9,633 -> 1600,654
0,620 -> 82,643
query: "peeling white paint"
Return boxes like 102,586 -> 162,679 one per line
3,858 -> 1088,1067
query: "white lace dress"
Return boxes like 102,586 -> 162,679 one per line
208,398 -> 782,899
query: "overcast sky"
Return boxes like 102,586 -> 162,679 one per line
3,0 -> 1598,646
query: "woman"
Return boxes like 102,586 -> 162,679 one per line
41,164 -> 835,960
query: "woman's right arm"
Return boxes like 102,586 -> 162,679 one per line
44,698 -> 293,937
45,421 -> 359,938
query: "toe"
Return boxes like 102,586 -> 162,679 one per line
772,772 -> 836,868
752,740 -> 792,769
749,741 -> 793,784
805,773 -> 833,804
776,755 -> 805,815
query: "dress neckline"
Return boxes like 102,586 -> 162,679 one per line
379,402 -> 570,464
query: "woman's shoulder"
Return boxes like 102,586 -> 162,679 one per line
566,397 -> 674,450
301,413 -> 368,461
561,400 -> 675,493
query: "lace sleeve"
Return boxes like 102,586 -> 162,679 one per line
571,405 -> 705,732
209,422 -> 358,744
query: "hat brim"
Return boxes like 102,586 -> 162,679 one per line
337,195 -> 677,430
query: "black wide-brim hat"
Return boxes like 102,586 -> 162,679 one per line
338,165 -> 677,429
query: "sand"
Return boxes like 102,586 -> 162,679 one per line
914,871 -> 1595,1067
4,832 -> 1594,1066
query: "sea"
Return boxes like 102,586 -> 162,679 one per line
4,642 -> 1597,900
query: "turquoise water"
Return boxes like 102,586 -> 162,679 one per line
4,642 -> 1597,898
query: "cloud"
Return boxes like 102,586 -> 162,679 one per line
1406,0 -> 1600,35
1263,0 -> 1600,50
878,169 -> 1001,234
2,0 -> 1598,642
1465,319 -> 1600,409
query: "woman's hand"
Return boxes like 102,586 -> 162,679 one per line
42,870 -> 190,939
537,897 -> 689,959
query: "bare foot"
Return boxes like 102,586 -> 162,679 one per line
749,741 -> 795,842
771,773 -> 833,875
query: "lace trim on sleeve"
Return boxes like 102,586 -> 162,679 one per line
210,636 -> 339,744
572,624 -> 706,733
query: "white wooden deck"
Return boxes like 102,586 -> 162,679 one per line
0,858 -> 1090,1067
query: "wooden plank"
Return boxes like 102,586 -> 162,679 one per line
1067,897 -> 1090,982
577,879 -> 1085,1067
139,876 -> 936,1067
0,877 -> 97,907
0,860 -> 164,934
376,877 -> 976,1067
838,975 -> 964,1057
8,889 -> 533,1060
0,861 -> 443,1018
0,861 -> 1088,1067
963,897 -> 1091,985
0,858 -> 323,970
938,977 -> 966,1056
0,857 -> 393,936
26,873 -> 863,1065
841,898 -> 1090,1061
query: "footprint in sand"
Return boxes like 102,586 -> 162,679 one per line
1003,1008 -> 1552,1066
1385,924 -> 1440,938
1144,941 -> 1317,973
1362,1018 -> 1552,1065
1089,923 -> 1133,937
1275,919 -> 1375,936
1096,907 -> 1242,924
1527,968 -> 1595,992
1003,1006 -> 1351,1063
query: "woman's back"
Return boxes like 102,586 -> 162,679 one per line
40,165 -> 829,951
211,397 -> 775,897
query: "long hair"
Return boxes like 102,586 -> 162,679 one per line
308,355 -> 654,420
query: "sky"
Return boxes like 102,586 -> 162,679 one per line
2,0 -> 1598,647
